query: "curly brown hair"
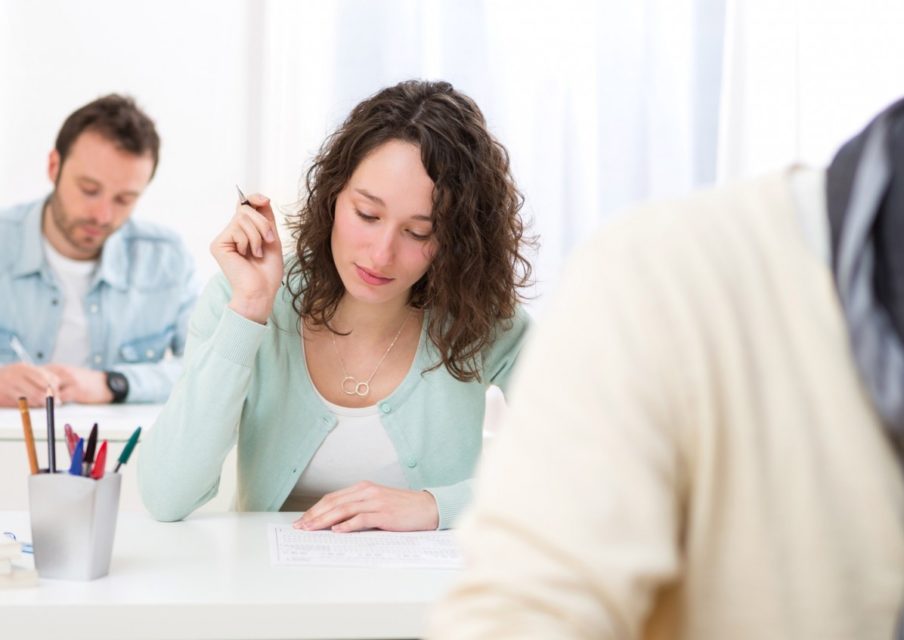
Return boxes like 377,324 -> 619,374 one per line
286,79 -> 534,382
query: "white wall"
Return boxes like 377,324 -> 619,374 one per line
0,0 -> 724,302
0,0 -> 252,283
717,0 -> 904,180
4,0 -> 904,295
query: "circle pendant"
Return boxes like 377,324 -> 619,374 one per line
341,376 -> 358,396
341,376 -> 371,397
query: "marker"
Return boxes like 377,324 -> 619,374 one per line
16,398 -> 39,475
64,424 -> 79,458
83,423 -> 98,477
90,441 -> 108,480
68,438 -> 84,476
114,426 -> 142,472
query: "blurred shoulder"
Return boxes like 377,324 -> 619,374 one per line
117,218 -> 194,273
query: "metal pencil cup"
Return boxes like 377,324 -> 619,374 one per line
27,473 -> 121,580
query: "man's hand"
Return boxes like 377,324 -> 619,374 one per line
293,481 -> 440,532
0,362 -> 61,407
43,364 -> 113,404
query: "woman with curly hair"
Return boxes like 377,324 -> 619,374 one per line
139,80 -> 534,531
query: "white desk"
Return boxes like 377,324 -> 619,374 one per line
0,511 -> 457,639
0,404 -> 236,512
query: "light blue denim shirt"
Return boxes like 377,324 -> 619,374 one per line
0,197 -> 199,403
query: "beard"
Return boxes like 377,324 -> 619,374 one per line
47,191 -> 114,259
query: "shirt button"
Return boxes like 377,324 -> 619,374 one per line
36,352 -> 44,360
89,304 -> 99,313
379,403 -> 392,414
145,349 -> 155,358
93,355 -> 102,364
406,457 -> 417,468
51,299 -> 59,306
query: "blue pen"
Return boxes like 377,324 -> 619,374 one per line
68,438 -> 84,476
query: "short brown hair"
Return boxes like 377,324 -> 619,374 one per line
286,79 -> 534,382
55,94 -> 160,178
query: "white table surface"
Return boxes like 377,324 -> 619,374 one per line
0,510 -> 459,639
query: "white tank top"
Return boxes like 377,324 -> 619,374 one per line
43,238 -> 97,367
281,389 -> 410,512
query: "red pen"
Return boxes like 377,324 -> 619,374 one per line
89,441 -> 107,480
64,424 -> 79,458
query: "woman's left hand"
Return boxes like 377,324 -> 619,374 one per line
293,481 -> 439,532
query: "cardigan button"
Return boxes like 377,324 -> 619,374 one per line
406,457 -> 417,468
379,403 -> 392,414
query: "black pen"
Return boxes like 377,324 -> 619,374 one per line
83,423 -> 98,477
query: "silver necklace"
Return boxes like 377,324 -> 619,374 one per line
330,311 -> 412,397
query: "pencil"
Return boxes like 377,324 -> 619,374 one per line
16,397 -> 39,474
235,184 -> 251,206
45,387 -> 56,473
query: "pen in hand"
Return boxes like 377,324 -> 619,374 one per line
9,336 -> 34,365
10,336 -> 59,400
236,184 -> 251,206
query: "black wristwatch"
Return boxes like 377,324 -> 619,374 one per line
105,371 -> 129,404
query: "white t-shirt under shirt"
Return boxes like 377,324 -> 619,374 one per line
281,388 -> 410,512
42,238 -> 97,367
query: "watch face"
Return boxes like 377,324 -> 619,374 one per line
106,372 -> 128,401
109,375 -> 127,394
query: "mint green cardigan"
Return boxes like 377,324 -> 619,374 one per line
139,274 -> 530,529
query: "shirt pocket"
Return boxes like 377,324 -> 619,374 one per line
118,329 -> 175,363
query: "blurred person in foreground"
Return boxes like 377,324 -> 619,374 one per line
430,99 -> 904,639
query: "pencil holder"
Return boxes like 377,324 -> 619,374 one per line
27,473 -> 121,580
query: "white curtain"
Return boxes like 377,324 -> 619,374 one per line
718,0 -> 904,180
4,1 -> 904,294
253,0 -> 727,305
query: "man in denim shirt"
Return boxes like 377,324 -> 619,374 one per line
0,94 -> 197,406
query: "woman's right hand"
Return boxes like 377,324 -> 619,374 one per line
210,193 -> 284,324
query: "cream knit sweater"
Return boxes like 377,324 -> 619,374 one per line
430,171 -> 904,639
